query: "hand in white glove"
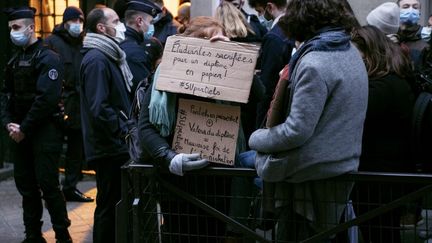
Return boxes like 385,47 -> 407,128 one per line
169,153 -> 209,176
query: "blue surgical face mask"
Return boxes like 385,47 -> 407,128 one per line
400,8 -> 420,25
144,24 -> 154,40
258,15 -> 273,31
67,23 -> 83,38
10,25 -> 31,47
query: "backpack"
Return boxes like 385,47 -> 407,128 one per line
412,50 -> 432,172
125,79 -> 150,163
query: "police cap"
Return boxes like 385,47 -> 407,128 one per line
3,6 -> 36,21
126,0 -> 162,18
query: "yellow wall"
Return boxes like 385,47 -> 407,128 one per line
30,0 -> 80,37
164,0 -> 180,17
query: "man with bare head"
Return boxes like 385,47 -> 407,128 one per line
80,6 -> 132,243
396,0 -> 429,67
176,2 -> 190,25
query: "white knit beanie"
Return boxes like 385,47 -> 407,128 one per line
366,2 -> 400,35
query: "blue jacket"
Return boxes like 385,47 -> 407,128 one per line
79,47 -> 131,162
120,27 -> 151,94
256,25 -> 294,127
241,9 -> 267,41
154,11 -> 180,46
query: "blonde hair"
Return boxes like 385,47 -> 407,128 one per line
214,1 -> 254,39
178,16 -> 225,38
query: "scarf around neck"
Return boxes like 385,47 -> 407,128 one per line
288,27 -> 351,80
83,33 -> 133,92
282,27 -> 351,118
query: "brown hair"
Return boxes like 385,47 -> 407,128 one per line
214,1 -> 254,39
178,16 -> 225,38
278,0 -> 358,42
351,25 -> 413,79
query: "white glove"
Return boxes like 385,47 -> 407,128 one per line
169,153 -> 209,176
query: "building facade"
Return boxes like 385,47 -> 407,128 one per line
0,0 -> 431,83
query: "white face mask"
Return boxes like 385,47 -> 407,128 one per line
67,23 -> 83,38
10,25 -> 31,47
113,22 -> 126,42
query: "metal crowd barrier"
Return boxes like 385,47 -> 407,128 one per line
116,163 -> 432,243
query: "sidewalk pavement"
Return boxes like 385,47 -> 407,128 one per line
0,175 -> 96,243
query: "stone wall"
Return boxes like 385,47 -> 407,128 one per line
349,0 -> 430,26
190,0 -> 431,26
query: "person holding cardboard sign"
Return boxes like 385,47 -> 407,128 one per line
139,17 -> 230,173
137,16 -> 232,242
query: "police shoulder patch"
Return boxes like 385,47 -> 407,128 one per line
48,69 -> 58,80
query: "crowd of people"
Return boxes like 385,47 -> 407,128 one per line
1,0 -> 431,242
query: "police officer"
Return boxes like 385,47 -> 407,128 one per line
80,7 -> 131,242
45,6 -> 93,203
120,0 -> 161,95
1,6 -> 72,243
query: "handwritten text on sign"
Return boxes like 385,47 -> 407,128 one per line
156,36 -> 259,103
172,98 -> 240,166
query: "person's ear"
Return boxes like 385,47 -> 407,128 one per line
266,2 -> 272,11
136,16 -> 142,27
96,23 -> 105,34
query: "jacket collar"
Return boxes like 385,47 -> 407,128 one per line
125,26 -> 143,43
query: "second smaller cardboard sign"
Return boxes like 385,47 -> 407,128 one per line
172,98 -> 240,166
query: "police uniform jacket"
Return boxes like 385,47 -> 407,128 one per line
120,26 -> 151,94
1,39 -> 63,136
79,47 -> 131,162
45,24 -> 83,129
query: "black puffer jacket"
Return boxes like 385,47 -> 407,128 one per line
45,24 -> 83,129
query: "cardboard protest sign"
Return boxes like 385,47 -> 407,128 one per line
172,98 -> 240,166
156,35 -> 259,103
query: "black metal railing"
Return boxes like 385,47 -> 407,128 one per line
117,163 -> 432,243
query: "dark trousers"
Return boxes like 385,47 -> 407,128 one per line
62,128 -> 84,191
11,122 -> 70,238
91,155 -> 128,243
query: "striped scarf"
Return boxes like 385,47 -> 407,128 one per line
83,33 -> 133,92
